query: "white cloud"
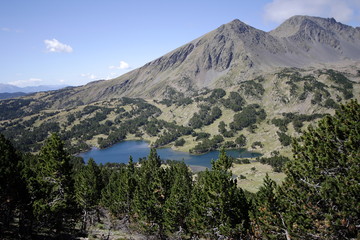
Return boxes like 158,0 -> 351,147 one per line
59,79 -> 66,83
1,27 -> 22,33
44,39 -> 73,53
81,73 -> 97,80
8,78 -> 43,87
264,0 -> 358,24
109,61 -> 130,70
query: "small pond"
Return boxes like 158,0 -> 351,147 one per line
79,140 -> 261,169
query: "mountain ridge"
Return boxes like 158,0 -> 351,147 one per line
0,15 -> 359,158
32,15 -> 359,107
1,15 -> 359,110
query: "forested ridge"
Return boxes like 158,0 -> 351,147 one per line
0,100 -> 359,239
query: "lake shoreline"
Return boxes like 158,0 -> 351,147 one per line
80,140 -> 262,168
87,137 -> 260,157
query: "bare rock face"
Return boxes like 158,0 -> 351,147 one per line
270,15 -> 360,59
43,16 -> 360,105
147,43 -> 195,72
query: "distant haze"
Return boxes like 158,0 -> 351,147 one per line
0,83 -> 70,93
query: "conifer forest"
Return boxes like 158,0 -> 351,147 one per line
0,100 -> 359,239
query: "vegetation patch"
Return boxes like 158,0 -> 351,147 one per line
229,104 -> 266,131
239,80 -> 265,98
190,134 -> 224,154
221,91 -> 246,111
188,104 -> 222,129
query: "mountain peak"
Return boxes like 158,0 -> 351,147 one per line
228,19 -> 242,24
41,15 -> 360,104
223,18 -> 258,33
214,19 -> 252,35
228,19 -> 248,26
269,15 -> 316,37
270,15 -> 355,38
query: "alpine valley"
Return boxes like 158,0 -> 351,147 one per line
1,15 -> 359,157
1,14 -> 360,240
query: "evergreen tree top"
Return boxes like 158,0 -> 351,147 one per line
211,148 -> 233,171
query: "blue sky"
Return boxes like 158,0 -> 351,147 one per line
1,0 -> 359,87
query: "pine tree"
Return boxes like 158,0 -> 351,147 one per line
125,156 -> 136,215
211,147 -> 233,171
0,134 -> 30,236
163,161 -> 193,235
188,150 -> 250,238
277,100 -> 360,239
132,148 -> 167,236
101,168 -> 125,216
101,157 -> 136,218
235,134 -> 247,147
25,133 -> 76,233
74,158 -> 102,231
252,174 -> 284,239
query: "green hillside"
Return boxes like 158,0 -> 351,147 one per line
0,68 -> 358,159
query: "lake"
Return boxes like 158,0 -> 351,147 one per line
79,140 -> 261,169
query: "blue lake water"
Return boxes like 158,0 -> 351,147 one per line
79,140 -> 261,169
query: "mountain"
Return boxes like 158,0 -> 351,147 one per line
30,15 -> 359,107
0,83 -> 22,93
0,15 -> 359,157
0,83 -> 69,94
270,15 -> 360,62
0,92 -> 28,100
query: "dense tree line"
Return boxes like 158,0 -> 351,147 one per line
188,105 -> 222,129
218,121 -> 235,137
144,119 -> 193,148
303,81 -> 324,104
190,135 -> 224,154
192,131 -> 210,140
221,91 -> 246,112
0,98 -> 47,121
235,134 -> 247,147
239,80 -> 265,98
0,98 -> 163,153
193,88 -> 227,104
0,134 -> 250,239
63,108 -> 112,141
1,121 -> 61,152
97,115 -> 148,149
276,131 -> 292,146
324,69 -> 354,100
0,100 -> 359,239
272,112 -> 325,133
74,99 -> 162,151
258,151 -> 290,172
152,126 -> 192,147
229,104 -> 266,131
158,97 -> 193,107
276,68 -> 353,107
156,87 -> 194,107
174,138 -> 185,146
252,100 -> 360,239
206,88 -> 226,103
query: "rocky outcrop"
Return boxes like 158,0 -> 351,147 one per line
270,15 -> 360,59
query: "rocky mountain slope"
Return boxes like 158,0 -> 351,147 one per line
0,15 -> 359,157
25,15 -> 360,108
